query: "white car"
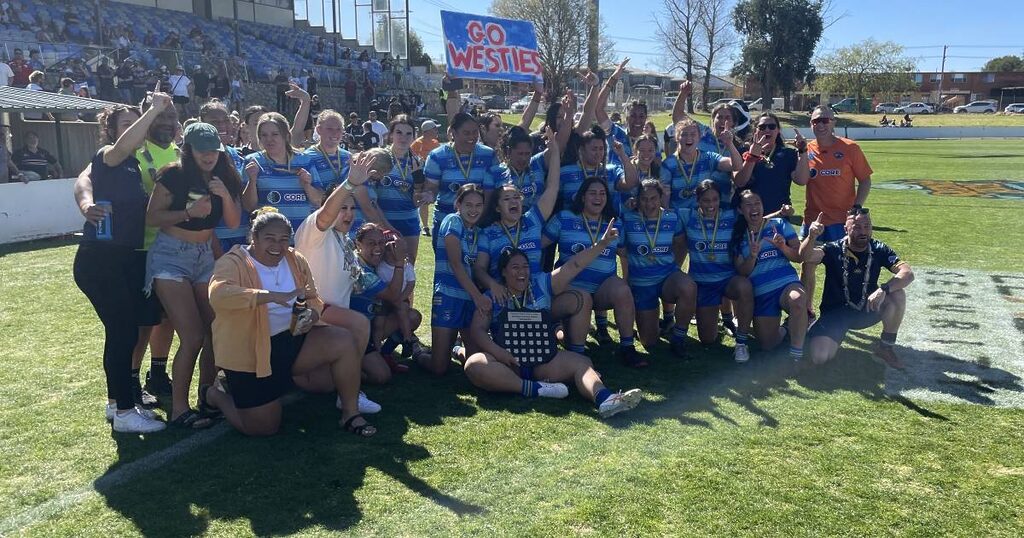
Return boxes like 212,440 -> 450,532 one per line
875,102 -> 899,113
459,93 -> 486,109
954,101 -> 997,114
663,91 -> 679,108
748,97 -> 783,112
894,102 -> 933,114
1005,103 -> 1024,114
510,93 -> 539,113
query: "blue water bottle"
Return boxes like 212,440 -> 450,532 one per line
95,200 -> 113,240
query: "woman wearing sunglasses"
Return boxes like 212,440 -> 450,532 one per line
733,112 -> 810,216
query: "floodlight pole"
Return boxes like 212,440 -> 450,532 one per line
936,44 -> 947,112
587,0 -> 599,72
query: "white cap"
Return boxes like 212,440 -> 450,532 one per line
420,120 -> 439,131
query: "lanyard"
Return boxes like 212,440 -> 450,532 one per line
317,145 -> 342,181
510,285 -> 534,310
500,219 -> 522,248
391,148 -> 413,184
641,210 -> 663,258
581,216 -> 603,246
263,150 -> 293,174
452,143 -> 473,179
699,208 -> 721,259
679,151 -> 698,191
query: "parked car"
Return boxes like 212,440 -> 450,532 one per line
953,101 -> 997,114
831,97 -> 872,113
459,93 -> 486,109
875,102 -> 899,113
510,94 -> 536,113
482,95 -> 509,110
663,91 -> 679,108
894,102 -> 934,114
1005,103 -> 1024,114
749,97 -> 783,112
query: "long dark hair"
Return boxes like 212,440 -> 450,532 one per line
482,183 -> 520,228
755,112 -> 784,148
159,144 -> 243,199
571,176 -> 617,221
728,189 -> 759,259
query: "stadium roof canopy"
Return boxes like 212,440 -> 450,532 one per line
0,85 -> 120,113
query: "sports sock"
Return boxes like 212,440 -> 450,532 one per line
567,343 -> 585,353
131,368 -> 140,380
150,357 -> 167,375
789,346 -> 803,359
662,312 -> 675,325
671,325 -> 688,343
880,331 -> 898,348
619,335 -> 635,348
521,379 -> 540,398
381,331 -> 402,355
594,388 -> 613,407
595,314 -> 609,330
721,310 -> 734,321
735,331 -> 749,345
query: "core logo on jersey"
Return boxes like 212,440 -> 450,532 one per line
758,250 -> 779,260
463,254 -> 477,266
818,169 -> 841,177
448,182 -> 461,192
519,241 -> 538,250
571,243 -> 586,254
637,244 -> 650,256
282,192 -> 308,203
695,241 -> 728,251
267,191 -> 282,204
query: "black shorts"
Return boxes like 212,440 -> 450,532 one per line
132,250 -> 163,326
173,95 -> 190,104
223,331 -> 306,409
807,306 -> 883,344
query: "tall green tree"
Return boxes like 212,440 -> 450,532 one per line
731,0 -> 823,111
814,40 -> 917,109
407,30 -> 433,68
983,55 -> 1024,72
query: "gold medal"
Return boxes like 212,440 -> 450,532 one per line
699,208 -> 721,263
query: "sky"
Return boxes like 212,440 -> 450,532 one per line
304,0 -> 1024,74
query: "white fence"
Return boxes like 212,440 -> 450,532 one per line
842,126 -> 1024,140
0,179 -> 82,245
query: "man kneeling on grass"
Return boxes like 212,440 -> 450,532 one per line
799,207 -> 914,368
463,227 -> 643,419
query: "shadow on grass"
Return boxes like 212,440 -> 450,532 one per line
95,368 -> 485,536
0,234 -> 79,257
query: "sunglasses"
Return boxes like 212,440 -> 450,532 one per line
847,206 -> 870,216
811,117 -> 832,125
756,124 -> 778,131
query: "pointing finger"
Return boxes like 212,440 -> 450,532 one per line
814,212 -> 824,223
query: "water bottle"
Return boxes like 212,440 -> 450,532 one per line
95,200 -> 113,240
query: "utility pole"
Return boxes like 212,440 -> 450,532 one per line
233,0 -> 241,57
587,0 -> 599,72
935,44 -> 947,113
332,0 -> 339,66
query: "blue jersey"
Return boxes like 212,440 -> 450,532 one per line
302,146 -> 351,187
488,273 -> 554,332
349,258 -> 388,320
375,150 -> 420,230
542,210 -> 622,294
486,153 -> 546,213
434,212 -> 481,301
423,143 -> 496,222
695,122 -> 735,205
480,208 -> 546,280
607,123 -> 634,166
215,145 -> 249,249
558,162 -> 626,215
248,151 -> 324,235
679,207 -> 736,283
660,150 -> 723,211
739,217 -> 800,296
621,208 -> 685,287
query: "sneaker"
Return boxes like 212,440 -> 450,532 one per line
721,316 -> 738,337
598,388 -> 643,418
451,344 -> 466,363
381,353 -> 409,374
670,338 -> 688,359
409,340 -> 432,362
734,343 -> 750,363
593,326 -> 613,345
537,381 -> 569,399
337,392 -> 382,414
106,403 -> 158,422
144,370 -> 172,395
617,346 -> 649,368
112,407 -> 166,433
873,344 -> 906,370
422,228 -> 431,237
133,379 -> 159,408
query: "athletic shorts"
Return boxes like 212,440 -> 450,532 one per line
384,212 -> 421,237
755,281 -> 801,318
431,291 -> 473,329
696,278 -> 730,308
801,222 -> 845,243
223,331 -> 306,409
807,306 -> 883,345
632,270 -> 683,311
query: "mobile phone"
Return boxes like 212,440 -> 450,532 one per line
442,77 -> 464,92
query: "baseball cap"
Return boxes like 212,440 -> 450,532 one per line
420,120 -> 439,131
183,123 -> 225,152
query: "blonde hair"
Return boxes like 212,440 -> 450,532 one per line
256,112 -> 299,156
315,108 -> 345,129
362,147 -> 394,176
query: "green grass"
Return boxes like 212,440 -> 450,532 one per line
2,139 -> 1024,536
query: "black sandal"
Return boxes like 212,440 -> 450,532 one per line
198,384 -> 223,420
169,409 -> 214,430
341,413 -> 377,438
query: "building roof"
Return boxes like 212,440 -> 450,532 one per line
0,86 -> 120,114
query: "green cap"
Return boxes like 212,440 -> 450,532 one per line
183,122 -> 224,152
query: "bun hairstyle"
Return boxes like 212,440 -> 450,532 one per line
639,177 -> 666,197
455,183 -> 485,206
497,248 -> 529,280
249,206 -> 292,241
362,147 -> 395,177
355,222 -> 385,243
695,178 -> 720,201
449,112 -> 478,133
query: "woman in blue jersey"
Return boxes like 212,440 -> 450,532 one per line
419,112 -> 497,247
678,180 -> 754,363
660,118 -> 740,212
241,112 -> 324,234
620,179 -> 697,357
427,183 -> 489,375
376,114 -> 425,262
300,109 -> 350,195
543,177 -> 645,368
464,245 -> 643,419
559,125 -> 637,217
484,126 -> 546,213
731,189 -> 809,360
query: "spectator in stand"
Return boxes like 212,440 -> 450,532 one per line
344,77 -> 357,106
368,111 -> 387,147
0,2 -> 11,24
306,71 -> 318,97
210,67 -> 230,103
0,57 -> 13,87
411,120 -> 440,237
274,69 -> 289,113
229,74 -> 243,111
77,87 -> 98,122
168,66 -> 192,117
28,50 -> 44,71
115,59 -> 134,104
132,65 -> 149,105
358,50 -> 370,63
96,59 -> 116,101
0,125 -> 25,183
13,131 -> 62,180
238,105 -> 267,156
363,77 -> 374,103
9,49 -> 32,87
358,121 -> 380,151
193,65 -> 210,107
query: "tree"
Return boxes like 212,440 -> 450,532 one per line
407,30 -> 433,69
491,0 -> 616,96
655,0 -> 702,112
814,40 -> 917,109
694,0 -> 736,111
983,55 -> 1024,72
732,0 -> 823,111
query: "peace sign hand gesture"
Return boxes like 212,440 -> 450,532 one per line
769,232 -> 786,249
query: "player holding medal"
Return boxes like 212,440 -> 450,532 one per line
464,237 -> 644,419
678,180 -> 755,362
375,115 -> 425,262
620,179 -> 697,356
660,119 -> 740,212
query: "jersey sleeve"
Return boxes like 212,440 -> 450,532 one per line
820,240 -> 843,271
850,144 -> 873,180
423,149 -> 442,182
484,164 -> 502,191
441,213 -> 464,240
673,213 -> 685,236
878,242 -> 903,272
660,158 -> 674,184
609,164 -> 625,188
777,218 -> 798,241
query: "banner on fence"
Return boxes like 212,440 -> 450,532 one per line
440,10 -> 543,83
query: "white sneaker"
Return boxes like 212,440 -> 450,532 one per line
106,403 -> 158,422
734,343 -> 750,363
336,392 -> 382,414
112,407 -> 166,433
598,388 -> 643,418
537,381 -> 569,399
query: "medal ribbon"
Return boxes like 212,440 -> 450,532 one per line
582,216 -> 603,247
642,209 -> 663,259
699,208 -> 720,259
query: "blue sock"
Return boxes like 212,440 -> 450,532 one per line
735,331 -> 749,345
671,325 -> 688,343
567,343 -> 585,353
594,388 -> 613,407
790,346 -> 803,359
381,331 -> 402,355
619,335 -> 635,348
521,379 -> 540,398
663,313 -> 675,324
595,314 -> 609,330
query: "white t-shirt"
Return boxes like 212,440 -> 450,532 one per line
370,120 -> 388,147
377,261 -> 414,293
168,75 -> 190,97
244,248 -> 297,336
0,63 -> 13,86
294,211 -> 360,308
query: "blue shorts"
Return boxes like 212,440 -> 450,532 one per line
144,232 -> 215,295
696,278 -> 730,308
755,281 -> 801,317
801,222 -> 845,242
632,270 -> 683,311
384,213 -> 421,237
431,290 -> 474,329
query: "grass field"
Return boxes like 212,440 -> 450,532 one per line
2,139 -> 1024,536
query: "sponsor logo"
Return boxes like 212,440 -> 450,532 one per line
758,249 -> 779,260
282,192 -> 308,203
571,243 -> 586,254
267,191 -> 282,204
518,241 -> 538,250
818,169 -> 841,177
637,244 -> 650,256
873,179 -> 1024,200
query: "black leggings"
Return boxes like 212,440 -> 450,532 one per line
73,242 -> 144,411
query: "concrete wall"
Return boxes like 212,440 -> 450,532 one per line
113,0 -> 194,13
0,179 -> 82,245
842,126 -> 1024,140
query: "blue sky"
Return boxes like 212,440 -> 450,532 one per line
305,0 -> 1024,73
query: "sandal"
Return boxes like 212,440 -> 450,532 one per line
341,413 -> 377,438
197,384 -> 223,420
169,409 -> 215,430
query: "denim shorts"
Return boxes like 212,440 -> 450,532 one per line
144,231 -> 215,295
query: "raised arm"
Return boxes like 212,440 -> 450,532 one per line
671,81 -> 692,125
790,129 -> 810,186
596,58 -> 630,131
734,132 -> 770,189
288,83 -> 311,146
716,127 -> 742,172
799,212 -> 826,264
442,73 -> 461,120
516,78 -> 545,131
574,71 -> 599,135
103,89 -> 172,167
613,140 -> 638,193
241,158 -> 260,212
315,152 -> 372,231
535,135 -> 561,219
551,218 -> 618,294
